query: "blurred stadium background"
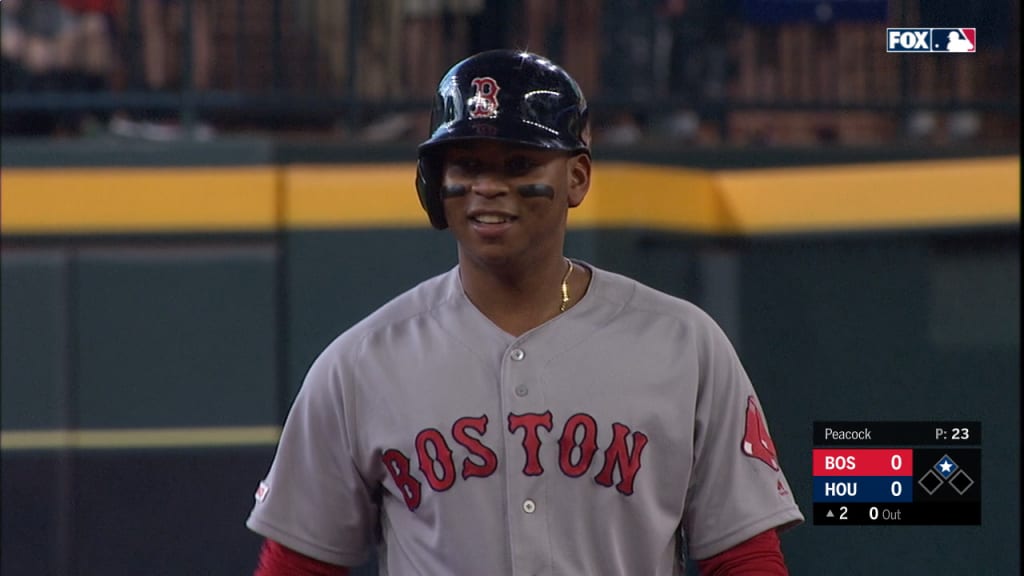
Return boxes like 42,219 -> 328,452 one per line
1,0 -> 1019,575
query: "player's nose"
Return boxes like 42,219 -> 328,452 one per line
470,174 -> 509,198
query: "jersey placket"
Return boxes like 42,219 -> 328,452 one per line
500,337 -> 553,576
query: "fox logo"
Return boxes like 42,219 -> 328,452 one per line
742,396 -> 779,471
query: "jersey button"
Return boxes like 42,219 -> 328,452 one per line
515,385 -> 528,397
522,499 -> 536,514
510,349 -> 525,361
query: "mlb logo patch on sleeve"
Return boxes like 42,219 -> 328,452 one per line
255,481 -> 270,503
887,28 -> 976,53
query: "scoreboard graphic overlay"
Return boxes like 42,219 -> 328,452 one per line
813,422 -> 981,525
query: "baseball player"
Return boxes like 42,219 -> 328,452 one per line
247,49 -> 804,575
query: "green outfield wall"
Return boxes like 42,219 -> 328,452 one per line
1,139 -> 1019,575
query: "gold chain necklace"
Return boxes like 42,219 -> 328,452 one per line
559,259 -> 574,312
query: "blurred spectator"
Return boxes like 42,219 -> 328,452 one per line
111,0 -> 213,139
357,0 -> 406,140
663,0 -> 733,101
521,0 -> 553,52
60,0 -> 117,90
141,0 -> 211,92
306,0 -> 348,97
443,0 -> 485,64
1,0 -> 73,91
358,0 -> 434,141
918,0 -> 1014,143
600,0 -> 657,101
1,0 -> 30,92
402,0 -> 443,101
364,0 -> 485,141
518,0 -> 600,96
470,0 -> 508,53
350,0 -> 400,102
398,0 -> 485,94
1,0 -> 76,135
656,0 -> 736,143
60,0 -> 119,133
600,110 -> 643,145
591,0 -> 656,141
561,0 -> 600,97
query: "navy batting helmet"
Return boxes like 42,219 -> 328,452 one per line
415,50 -> 591,229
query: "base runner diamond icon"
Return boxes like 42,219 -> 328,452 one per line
918,469 -> 944,495
934,455 -> 958,479
948,469 -> 975,495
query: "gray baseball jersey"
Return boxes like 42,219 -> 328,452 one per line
247,261 -> 803,574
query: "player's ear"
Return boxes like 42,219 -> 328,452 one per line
567,153 -> 590,208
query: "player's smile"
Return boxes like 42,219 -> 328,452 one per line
467,209 -> 518,238
467,208 -> 518,225
469,212 -> 515,224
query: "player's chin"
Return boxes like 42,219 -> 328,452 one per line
466,243 -> 514,262
459,240 -> 525,267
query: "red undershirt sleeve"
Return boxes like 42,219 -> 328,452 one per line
253,539 -> 351,576
254,528 -> 787,575
696,529 -> 789,575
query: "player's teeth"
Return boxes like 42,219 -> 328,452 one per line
475,215 -> 508,224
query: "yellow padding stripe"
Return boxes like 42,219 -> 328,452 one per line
1,426 -> 281,451
284,163 -> 724,231
262,158 -> 1024,231
572,163 -> 723,232
1,158 -> 1018,234
0,167 -> 279,234
284,163 -> 425,228
714,157 -> 1021,233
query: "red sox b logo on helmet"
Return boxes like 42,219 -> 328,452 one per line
742,396 -> 779,471
467,77 -> 500,119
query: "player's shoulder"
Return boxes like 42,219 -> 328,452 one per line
591,264 -> 729,343
593,265 -> 714,322
319,267 -> 461,357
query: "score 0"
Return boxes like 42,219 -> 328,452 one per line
815,449 -> 913,475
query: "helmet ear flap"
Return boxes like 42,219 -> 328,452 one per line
416,156 -> 448,230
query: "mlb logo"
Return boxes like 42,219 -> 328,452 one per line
932,28 -> 976,53
254,481 -> 269,503
886,28 -> 976,53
